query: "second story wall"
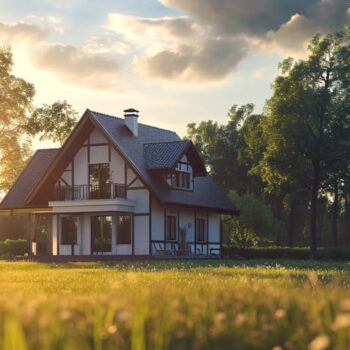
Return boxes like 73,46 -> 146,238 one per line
56,128 -> 125,188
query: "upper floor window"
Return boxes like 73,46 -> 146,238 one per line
172,171 -> 191,189
89,163 -> 110,199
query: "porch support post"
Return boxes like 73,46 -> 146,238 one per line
30,214 -> 37,256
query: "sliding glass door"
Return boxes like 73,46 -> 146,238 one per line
91,216 -> 112,254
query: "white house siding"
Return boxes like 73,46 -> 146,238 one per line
126,166 -> 150,255
56,127 -> 126,189
150,197 -> 221,256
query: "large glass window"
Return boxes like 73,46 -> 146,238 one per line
61,216 -> 78,245
116,215 -> 132,244
89,163 -> 110,199
196,218 -> 206,242
166,215 -> 177,241
171,171 -> 191,189
91,216 -> 112,254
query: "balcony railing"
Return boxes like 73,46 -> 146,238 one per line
54,183 -> 126,201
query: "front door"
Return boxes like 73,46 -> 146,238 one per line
91,216 -> 112,254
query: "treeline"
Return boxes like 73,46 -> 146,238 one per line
186,29 -> 350,257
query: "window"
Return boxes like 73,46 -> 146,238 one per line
166,215 -> 177,241
196,218 -> 206,242
91,216 -> 112,253
61,216 -> 78,245
172,171 -> 191,189
89,163 -> 110,199
117,215 -> 132,244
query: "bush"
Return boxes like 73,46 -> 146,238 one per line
222,246 -> 350,261
0,239 -> 28,258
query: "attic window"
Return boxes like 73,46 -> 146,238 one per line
166,171 -> 193,191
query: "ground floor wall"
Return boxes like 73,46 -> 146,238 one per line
50,200 -> 221,257
150,197 -> 221,257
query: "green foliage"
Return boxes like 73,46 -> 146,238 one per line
25,100 -> 78,145
257,31 -> 350,256
225,191 -> 281,248
0,239 -> 28,257
186,104 -> 262,194
0,47 -> 35,191
222,246 -> 350,260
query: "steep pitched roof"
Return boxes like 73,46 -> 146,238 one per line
0,149 -> 59,209
91,111 -> 237,214
1,110 -> 238,214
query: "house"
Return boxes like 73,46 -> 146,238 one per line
0,109 -> 239,258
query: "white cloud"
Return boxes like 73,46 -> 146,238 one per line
0,22 -> 47,44
0,21 -> 123,89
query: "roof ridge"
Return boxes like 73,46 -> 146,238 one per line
89,109 -> 178,135
143,140 -> 188,146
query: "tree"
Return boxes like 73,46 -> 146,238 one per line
0,46 -> 35,192
260,31 -> 350,258
25,101 -> 78,146
224,191 -> 281,248
186,104 -> 260,194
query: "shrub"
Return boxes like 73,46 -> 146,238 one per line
0,239 -> 28,257
222,246 -> 350,260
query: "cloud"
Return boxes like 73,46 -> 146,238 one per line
0,22 -> 47,44
137,37 -> 248,82
0,21 -> 122,89
159,0 -> 350,54
31,44 -> 120,88
108,13 -> 249,82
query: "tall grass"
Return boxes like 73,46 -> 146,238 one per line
0,260 -> 350,349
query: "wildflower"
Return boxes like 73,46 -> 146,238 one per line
308,335 -> 330,350
332,314 -> 350,330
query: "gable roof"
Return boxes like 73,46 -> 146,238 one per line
1,110 -> 238,214
0,149 -> 59,209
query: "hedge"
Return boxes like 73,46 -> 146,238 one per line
222,246 -> 350,260
0,239 -> 28,257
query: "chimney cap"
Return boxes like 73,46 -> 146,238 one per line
124,108 -> 139,114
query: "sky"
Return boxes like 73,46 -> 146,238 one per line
0,0 -> 349,149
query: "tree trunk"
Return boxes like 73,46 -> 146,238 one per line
331,181 -> 339,247
345,185 -> 350,245
310,162 -> 320,259
288,199 -> 297,247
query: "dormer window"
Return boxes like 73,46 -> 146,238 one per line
172,171 -> 191,189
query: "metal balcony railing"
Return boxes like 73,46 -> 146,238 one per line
54,183 -> 126,201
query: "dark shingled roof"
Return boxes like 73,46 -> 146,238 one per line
144,140 -> 191,170
0,149 -> 59,209
1,110 -> 238,214
91,111 -> 238,214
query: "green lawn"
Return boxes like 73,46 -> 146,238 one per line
1,259 -> 350,350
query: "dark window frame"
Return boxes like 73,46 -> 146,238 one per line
88,163 -> 111,199
91,215 -> 113,254
172,171 -> 191,190
116,214 -> 132,244
166,215 -> 177,241
196,218 -> 206,243
61,216 -> 78,245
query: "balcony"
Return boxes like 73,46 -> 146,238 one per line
54,183 -> 126,201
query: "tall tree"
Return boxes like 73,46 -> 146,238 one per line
0,47 -> 35,192
25,101 -> 78,146
260,31 -> 350,258
186,104 -> 260,194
